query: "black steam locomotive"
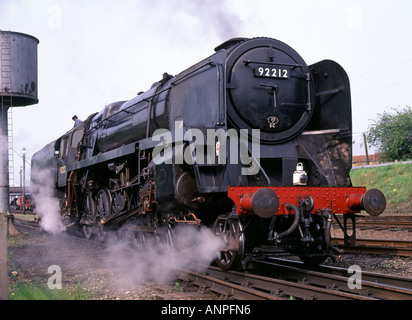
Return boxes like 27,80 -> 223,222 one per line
31,37 -> 386,269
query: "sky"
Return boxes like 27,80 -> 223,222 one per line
1,0 -> 412,186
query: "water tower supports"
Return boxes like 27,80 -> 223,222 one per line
0,104 -> 9,301
0,105 -> 10,215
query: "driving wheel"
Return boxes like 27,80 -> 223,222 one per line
213,216 -> 245,270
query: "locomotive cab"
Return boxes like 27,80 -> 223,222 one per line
56,125 -> 85,187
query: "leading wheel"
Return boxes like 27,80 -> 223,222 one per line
213,216 -> 245,270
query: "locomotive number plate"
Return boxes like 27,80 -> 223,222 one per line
254,66 -> 289,79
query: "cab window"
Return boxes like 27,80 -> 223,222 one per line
60,136 -> 69,158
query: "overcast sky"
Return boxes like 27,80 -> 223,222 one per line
1,0 -> 412,185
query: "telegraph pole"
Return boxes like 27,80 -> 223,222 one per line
22,148 -> 26,215
363,133 -> 370,165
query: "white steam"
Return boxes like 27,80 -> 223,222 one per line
29,164 -> 224,293
31,167 -> 65,234
29,162 -> 224,290
103,225 -> 223,289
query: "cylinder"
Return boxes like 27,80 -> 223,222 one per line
0,30 -> 39,106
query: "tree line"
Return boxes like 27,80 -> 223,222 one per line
366,106 -> 412,162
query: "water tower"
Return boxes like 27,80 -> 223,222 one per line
0,30 -> 38,300
0,30 -> 39,212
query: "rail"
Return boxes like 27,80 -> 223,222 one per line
333,238 -> 412,257
251,257 -> 412,300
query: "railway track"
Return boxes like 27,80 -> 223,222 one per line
11,217 -> 41,231
10,217 -> 412,300
335,215 -> 412,230
250,257 -> 412,300
333,238 -> 412,257
177,265 -> 375,300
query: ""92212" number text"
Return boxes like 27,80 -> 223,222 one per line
255,67 -> 288,79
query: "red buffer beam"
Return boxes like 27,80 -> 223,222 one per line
228,186 -> 386,217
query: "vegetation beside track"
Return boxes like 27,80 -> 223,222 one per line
8,283 -> 93,300
350,162 -> 412,214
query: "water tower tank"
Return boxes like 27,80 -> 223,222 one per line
0,30 -> 39,107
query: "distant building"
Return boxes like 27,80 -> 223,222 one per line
352,153 -> 383,166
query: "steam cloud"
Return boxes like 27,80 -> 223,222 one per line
30,167 -> 224,292
147,0 -> 244,41
24,221 -> 224,297
182,0 -> 243,40
103,225 -> 224,290
31,167 -> 65,234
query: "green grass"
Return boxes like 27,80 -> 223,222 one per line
350,162 -> 412,214
8,283 -> 93,300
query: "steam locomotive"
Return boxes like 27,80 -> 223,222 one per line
31,37 -> 386,269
